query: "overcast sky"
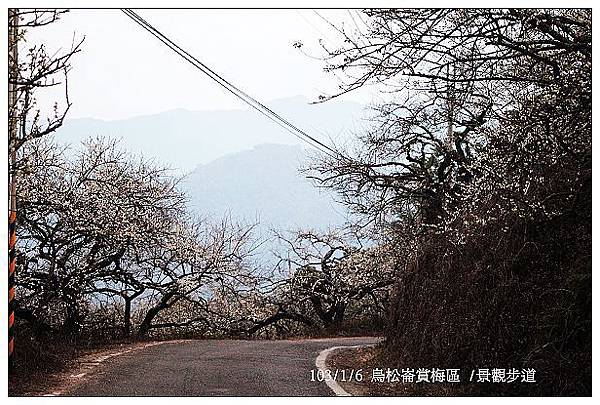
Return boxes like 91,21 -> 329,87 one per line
26,9 -> 373,120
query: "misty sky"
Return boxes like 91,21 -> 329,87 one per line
27,9 -> 374,121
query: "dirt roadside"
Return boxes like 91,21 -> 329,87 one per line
9,340 -> 185,396
326,345 -> 474,396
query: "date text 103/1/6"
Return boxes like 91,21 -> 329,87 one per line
311,369 -> 364,382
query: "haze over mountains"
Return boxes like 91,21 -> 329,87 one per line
54,96 -> 365,236
182,143 -> 348,235
55,96 -> 365,171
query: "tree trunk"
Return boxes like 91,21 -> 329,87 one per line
137,290 -> 177,337
123,290 -> 143,337
63,306 -> 81,338
247,310 -> 314,335
332,303 -> 346,326
62,289 -> 83,338
124,296 -> 132,337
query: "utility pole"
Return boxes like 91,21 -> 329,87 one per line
8,8 -> 18,369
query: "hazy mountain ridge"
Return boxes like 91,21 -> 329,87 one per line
182,143 -> 347,235
53,96 -> 360,236
55,96 -> 365,172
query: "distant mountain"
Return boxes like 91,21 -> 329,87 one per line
181,143 -> 348,238
53,96 -> 362,248
54,96 -> 366,172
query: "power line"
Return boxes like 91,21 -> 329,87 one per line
122,9 -> 328,154
121,9 -> 348,162
122,9 -> 336,158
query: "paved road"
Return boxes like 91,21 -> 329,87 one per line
65,337 -> 378,396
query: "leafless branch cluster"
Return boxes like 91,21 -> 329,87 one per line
308,9 -> 590,236
301,9 -> 591,394
16,138 -> 259,338
9,9 -> 84,157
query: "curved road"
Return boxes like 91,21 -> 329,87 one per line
65,337 -> 378,396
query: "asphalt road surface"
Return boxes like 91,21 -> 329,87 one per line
66,337 -> 378,396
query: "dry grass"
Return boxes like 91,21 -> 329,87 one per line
383,208 -> 591,396
327,345 -> 483,396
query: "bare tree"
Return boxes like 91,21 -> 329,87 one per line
16,138 -> 186,336
305,9 -> 590,234
255,229 -> 399,331
9,9 -> 83,157
301,10 -> 591,394
135,217 -> 259,337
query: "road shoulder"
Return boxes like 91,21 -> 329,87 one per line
316,343 -> 382,396
10,340 -> 184,396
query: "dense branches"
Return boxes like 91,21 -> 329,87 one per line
9,9 -> 83,157
307,9 -> 591,395
16,138 -> 259,338
237,229 -> 399,335
308,9 -> 591,236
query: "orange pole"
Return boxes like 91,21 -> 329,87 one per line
8,8 -> 18,369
